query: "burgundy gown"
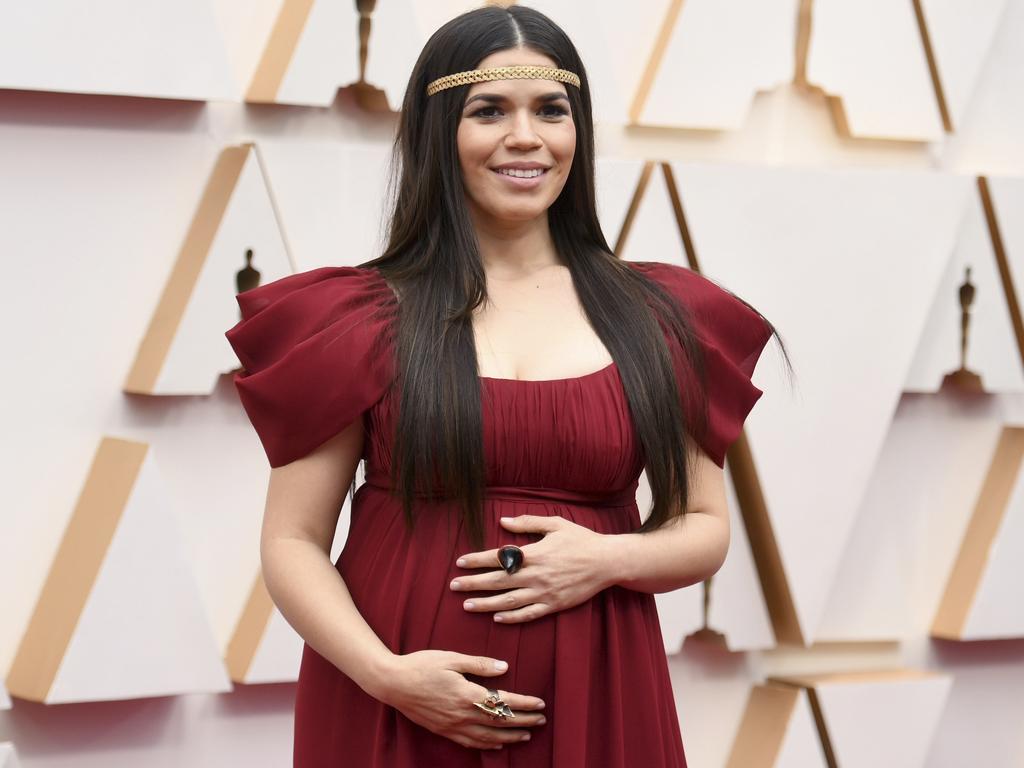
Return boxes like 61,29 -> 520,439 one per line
225,259 -> 772,768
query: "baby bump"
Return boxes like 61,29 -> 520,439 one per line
336,486 -> 643,701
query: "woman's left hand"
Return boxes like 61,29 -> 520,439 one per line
450,515 -> 617,624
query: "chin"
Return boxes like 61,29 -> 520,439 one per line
489,206 -> 548,223
484,197 -> 552,219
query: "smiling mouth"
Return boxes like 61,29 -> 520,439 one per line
492,168 -> 549,178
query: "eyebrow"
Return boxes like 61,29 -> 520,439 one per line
463,92 -> 570,108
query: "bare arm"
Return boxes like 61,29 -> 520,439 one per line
258,418 -> 547,749
258,417 -> 394,700
604,443 -> 731,594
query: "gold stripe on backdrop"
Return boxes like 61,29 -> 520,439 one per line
7,438 -> 147,701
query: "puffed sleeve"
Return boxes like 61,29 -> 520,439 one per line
631,260 -> 772,468
224,265 -> 398,467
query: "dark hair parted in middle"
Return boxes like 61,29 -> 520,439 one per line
361,5 -> 790,550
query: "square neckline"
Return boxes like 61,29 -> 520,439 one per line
368,265 -> 618,385
478,360 -> 617,383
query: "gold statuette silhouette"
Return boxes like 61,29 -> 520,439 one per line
941,266 -> 984,393
682,576 -> 728,650
350,0 -> 390,112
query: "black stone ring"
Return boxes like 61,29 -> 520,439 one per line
497,545 -> 524,575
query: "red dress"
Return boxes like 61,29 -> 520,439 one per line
225,260 -> 771,768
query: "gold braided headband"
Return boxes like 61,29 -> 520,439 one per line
426,65 -> 580,96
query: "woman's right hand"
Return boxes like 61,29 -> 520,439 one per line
376,650 -> 548,750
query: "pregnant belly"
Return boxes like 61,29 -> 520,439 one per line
335,483 -> 644,700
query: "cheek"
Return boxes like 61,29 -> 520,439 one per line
553,126 -> 577,170
457,125 -> 491,166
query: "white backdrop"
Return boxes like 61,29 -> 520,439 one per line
2,1 -> 1024,766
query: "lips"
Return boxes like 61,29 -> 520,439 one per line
493,167 -> 548,179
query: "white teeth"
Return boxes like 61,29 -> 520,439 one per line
496,168 -> 546,178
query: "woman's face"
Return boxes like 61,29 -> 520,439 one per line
456,47 -> 577,227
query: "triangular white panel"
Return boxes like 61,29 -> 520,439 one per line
274,0 -> 360,106
819,393 -> 1004,641
905,187 -> 1022,392
963,457 -> 1024,638
158,145 -> 292,394
46,450 -> 231,703
638,0 -> 798,129
655,467 -> 774,652
806,0 -> 944,140
256,140 -> 392,271
776,692 -> 827,768
617,164 -> 687,266
0,0 -> 233,100
919,0 -> 1008,131
819,673 -> 952,767
595,157 -> 646,252
671,161 -> 970,642
0,743 -> 22,768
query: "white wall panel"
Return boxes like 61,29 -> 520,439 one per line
149,145 -> 292,395
0,744 -> 21,768
0,1 -> 234,101
3,1 -> 1024,764
671,161 -> 970,643
817,672 -> 952,768
44,447 -> 230,703
274,0 -> 360,106
905,185 -> 1022,392
594,157 -> 646,251
806,0 -> 944,140
256,140 -> 391,270
617,164 -> 687,265
638,0 -> 798,129
819,393 -> 1004,641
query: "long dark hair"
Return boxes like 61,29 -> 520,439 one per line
361,5 -> 788,550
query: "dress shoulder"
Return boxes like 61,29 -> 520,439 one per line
224,265 -> 398,467
627,260 -> 772,467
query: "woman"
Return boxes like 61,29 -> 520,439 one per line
225,5 -> 786,767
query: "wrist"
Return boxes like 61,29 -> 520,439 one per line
355,649 -> 401,704
597,532 -> 637,589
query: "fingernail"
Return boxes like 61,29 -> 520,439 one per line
500,517 -> 511,523
494,660 -> 508,671
456,558 -> 467,567
537,716 -> 547,725
450,580 -> 461,590
464,601 -> 475,610
520,733 -> 531,741
494,614 -> 504,622
536,701 -> 546,709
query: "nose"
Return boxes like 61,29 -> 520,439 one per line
504,108 -> 543,149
